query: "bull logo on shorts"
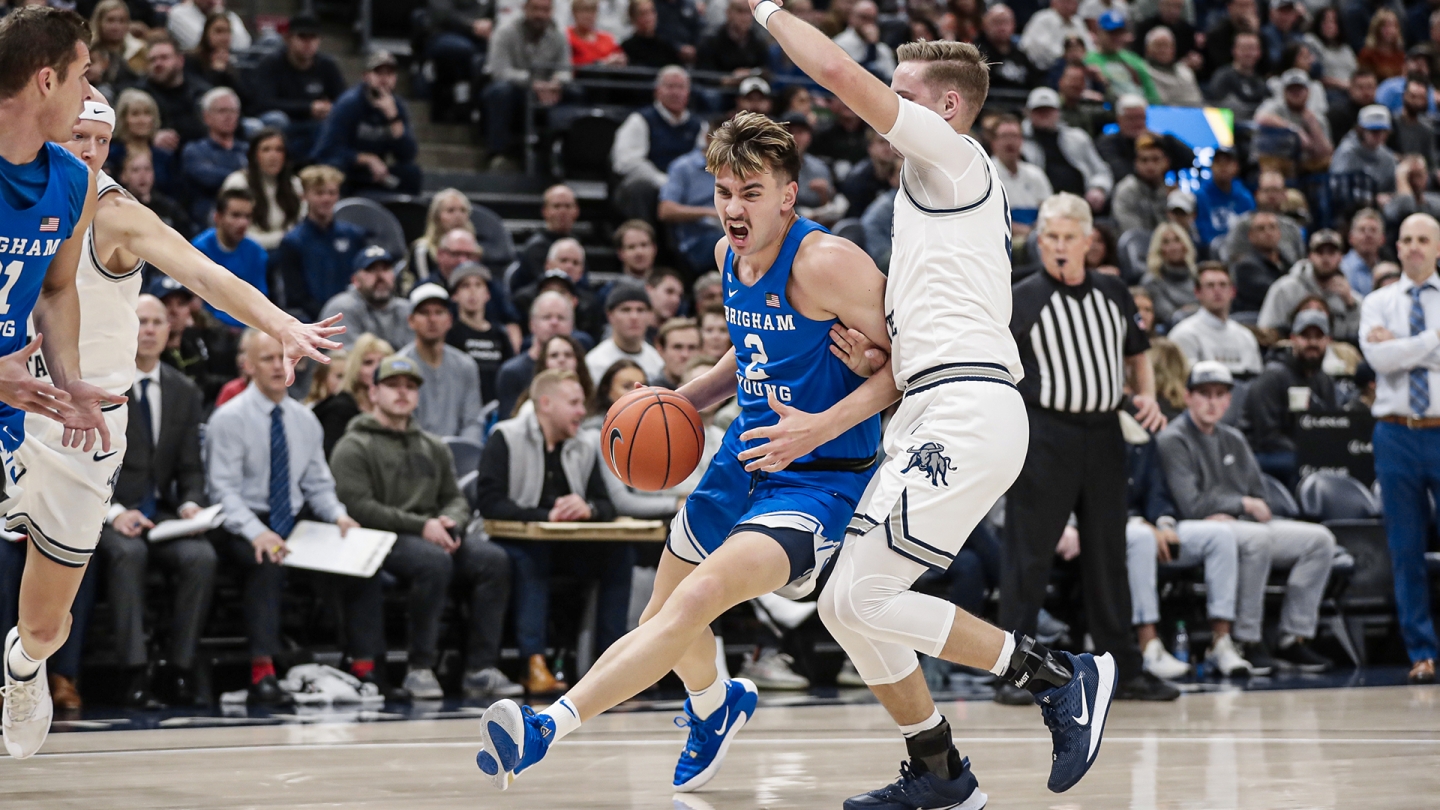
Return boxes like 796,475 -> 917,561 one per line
902,442 -> 956,487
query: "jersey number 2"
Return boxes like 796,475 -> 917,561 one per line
0,261 -> 24,316
743,333 -> 770,381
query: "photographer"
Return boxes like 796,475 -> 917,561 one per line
311,51 -> 421,195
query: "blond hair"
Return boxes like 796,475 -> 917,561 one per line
1145,222 -> 1196,276
115,88 -> 160,144
1147,337 -> 1189,412
304,349 -> 348,405
342,333 -> 396,405
895,40 -> 990,128
422,188 -> 474,253
530,368 -> 581,402
705,111 -> 802,184
299,164 -> 345,192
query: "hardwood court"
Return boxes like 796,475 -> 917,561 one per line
3,685 -> 1438,809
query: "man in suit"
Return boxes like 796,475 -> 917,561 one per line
98,295 -> 216,708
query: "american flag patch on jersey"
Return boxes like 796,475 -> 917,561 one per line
765,292 -> 781,308
38,217 -> 59,232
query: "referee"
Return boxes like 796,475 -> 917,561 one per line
997,193 -> 1179,704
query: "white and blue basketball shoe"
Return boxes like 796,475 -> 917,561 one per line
476,700 -> 556,790
842,755 -> 988,810
1035,651 -> 1118,793
673,677 -> 758,792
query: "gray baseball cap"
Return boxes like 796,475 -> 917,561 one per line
1186,360 -> 1234,390
1292,309 -> 1331,336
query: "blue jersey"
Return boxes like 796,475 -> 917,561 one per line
0,144 -> 89,450
723,216 -> 880,463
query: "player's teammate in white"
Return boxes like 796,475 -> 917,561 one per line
0,98 -> 343,758
740,5 -> 1125,807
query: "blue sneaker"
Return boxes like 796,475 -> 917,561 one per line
672,677 -> 758,792
1036,651 -> 1117,793
476,700 -> 556,790
842,757 -> 987,810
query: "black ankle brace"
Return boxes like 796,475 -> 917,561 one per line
1004,633 -> 1073,694
904,719 -> 958,780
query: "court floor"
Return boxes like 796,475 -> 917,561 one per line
3,683 -> 1438,809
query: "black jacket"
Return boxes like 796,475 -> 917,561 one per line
249,51 -> 348,122
1244,349 -> 1340,455
116,365 -> 207,517
474,429 -> 616,522
1126,438 -> 1179,525
139,75 -> 212,145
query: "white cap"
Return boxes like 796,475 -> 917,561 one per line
1358,104 -> 1392,130
78,99 -> 115,130
1026,87 -> 1060,110
409,282 -> 449,309
1116,93 -> 1148,112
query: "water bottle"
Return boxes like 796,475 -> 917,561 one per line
1173,621 -> 1190,664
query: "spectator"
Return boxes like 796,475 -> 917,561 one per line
99,295 -> 215,707
249,14 -> 347,159
399,283 -> 484,443
495,290 -> 577,417
1019,0 -> 1092,71
515,238 -> 605,339
1112,131 -> 1174,234
110,88 -> 180,200
659,134 -> 724,273
1144,25 -> 1205,107
860,176 -> 898,271
1135,0 -> 1200,68
782,112 -> 842,224
650,316 -> 699,388
1342,206 -> 1387,295
692,270 -> 723,313
811,96 -> 868,166
839,130 -> 898,217
1386,153 -> 1440,226
277,164 -> 366,320
569,0 -> 625,66
990,113 -> 1052,239
331,355 -> 522,699
1222,170 -> 1307,266
1306,6 -> 1358,93
312,51 -> 422,195
612,219 -> 658,289
1132,284 -> 1157,337
425,0 -> 496,120
645,267 -> 686,324
1087,10 -> 1161,103
1261,0 -> 1306,67
447,262 -> 515,405
483,0 -> 575,169
586,359 -> 683,508
220,128 -> 303,252
1168,262 -> 1265,375
510,334 -> 597,416
407,189 -> 474,288
476,369 -> 629,694
1246,309 -> 1342,485
1206,31 -> 1269,119
184,11 -> 247,104
90,0 -> 146,79
1359,211 -> 1440,684
138,30 -> 210,146
1357,7 -> 1405,79
586,283 -> 664,381
621,0 -> 681,67
1390,86 -> 1438,170
119,148 -> 194,239
421,229 -> 486,295
1375,46 -> 1436,115
732,74 -> 774,117
168,0 -> 251,51
1095,95 -> 1194,187
1194,146 -> 1254,248
1148,335 -> 1189,416
320,245 -> 416,352
1143,222 -> 1199,327
698,302 -> 730,357
515,184 -> 580,291
1331,103 -> 1400,195
833,0 -> 895,80
1231,210 -> 1288,313
1166,189 -> 1204,258
653,0 -> 702,61
611,66 -> 701,224
1205,0 -> 1265,80
207,330 -> 363,705
315,333 -> 395,456
150,275 -> 239,407
697,0 -> 768,74
181,86 -> 246,224
1329,67 -> 1378,141
1256,68 -> 1335,170
1057,61 -> 1112,134
1020,87 -> 1113,212
975,5 -> 1037,93
1157,361 -> 1337,673
193,188 -> 268,328
1259,229 -> 1362,343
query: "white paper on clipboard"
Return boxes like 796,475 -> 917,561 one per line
148,504 -> 226,542
280,521 -> 397,578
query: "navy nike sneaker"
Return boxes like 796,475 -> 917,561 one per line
1035,651 -> 1117,793
673,677 -> 758,792
476,700 -> 555,790
842,756 -> 987,810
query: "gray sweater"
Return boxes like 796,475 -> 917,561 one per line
320,287 -> 414,352
399,342 -> 483,443
484,16 -> 572,83
1155,412 -> 1266,519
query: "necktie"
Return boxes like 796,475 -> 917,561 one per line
136,378 -> 156,519
1411,285 -> 1431,417
269,405 -> 294,539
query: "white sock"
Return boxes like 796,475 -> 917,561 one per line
686,675 -> 727,720
898,707 -> 943,738
5,634 -> 41,681
989,632 -> 1016,677
539,697 -> 582,743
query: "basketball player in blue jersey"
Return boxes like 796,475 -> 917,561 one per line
0,7 -> 147,758
475,112 -> 901,793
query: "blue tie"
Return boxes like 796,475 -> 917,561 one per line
269,405 -> 294,539
136,379 -> 156,519
1411,285 -> 1431,417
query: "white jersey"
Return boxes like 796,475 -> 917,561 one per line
881,99 -> 1023,385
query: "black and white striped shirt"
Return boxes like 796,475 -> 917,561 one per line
1010,270 -> 1150,414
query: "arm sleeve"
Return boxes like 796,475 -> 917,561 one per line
392,104 -> 420,164
1119,285 -> 1151,356
584,457 -> 617,521
330,439 -> 429,535
207,412 -> 268,541
460,363 -> 484,444
297,422 -> 347,523
474,433 -> 550,521
1359,291 -> 1440,373
1111,182 -> 1145,234
1157,430 -> 1246,518
881,98 -> 990,211
1145,450 -> 1180,525
611,112 -> 662,183
310,95 -> 359,169
181,143 -> 237,193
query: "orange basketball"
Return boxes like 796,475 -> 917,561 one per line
600,387 -> 704,491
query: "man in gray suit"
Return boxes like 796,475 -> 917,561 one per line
98,295 -> 216,708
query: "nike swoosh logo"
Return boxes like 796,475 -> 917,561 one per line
1072,673 -> 1088,725
607,427 -> 623,467
93,450 -> 118,462
713,705 -> 733,736
727,289 -> 738,296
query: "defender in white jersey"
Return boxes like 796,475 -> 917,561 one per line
1,100 -> 343,759
740,8 -> 1122,808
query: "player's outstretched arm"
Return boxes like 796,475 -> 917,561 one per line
96,194 -> 345,385
749,0 -> 900,135
674,347 -> 740,412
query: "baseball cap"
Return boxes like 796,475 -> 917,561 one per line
373,354 -> 425,386
1292,309 -> 1331,336
287,13 -> 321,35
1097,9 -> 1127,31
1115,93 -> 1148,113
1308,229 -> 1343,251
605,281 -> 651,312
738,76 -> 771,97
366,50 -> 398,71
409,282 -> 450,310
1166,190 -> 1196,214
1274,0 -> 1299,8
449,261 -> 492,290
1187,360 -> 1235,390
1281,68 -> 1310,88
1212,144 -> 1238,161
780,111 -> 813,131
1026,87 -> 1060,110
352,244 -> 393,273
1358,104 -> 1392,130
146,275 -> 192,301
537,268 -> 576,296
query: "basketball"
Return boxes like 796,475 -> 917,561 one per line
600,387 -> 704,491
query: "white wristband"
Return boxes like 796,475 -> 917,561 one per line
753,0 -> 781,29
